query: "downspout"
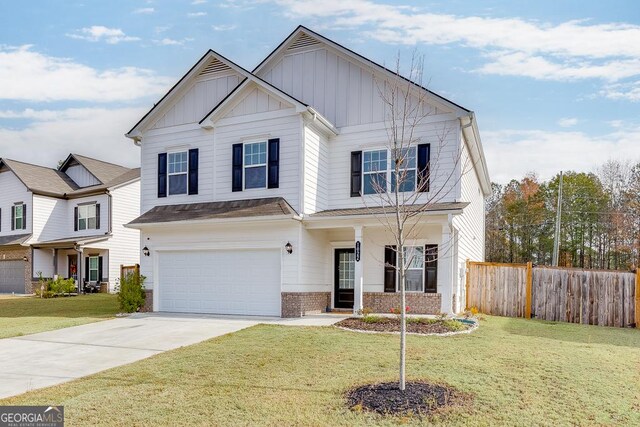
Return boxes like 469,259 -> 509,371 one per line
107,190 -> 113,234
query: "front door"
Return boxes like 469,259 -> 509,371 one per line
334,248 -> 355,309
68,255 -> 77,281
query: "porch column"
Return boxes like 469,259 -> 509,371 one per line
353,226 -> 364,315
52,249 -> 58,279
76,249 -> 83,293
440,222 -> 454,314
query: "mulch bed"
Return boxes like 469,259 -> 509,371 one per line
336,317 -> 470,334
347,381 -> 464,416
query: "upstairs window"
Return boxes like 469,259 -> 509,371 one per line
78,204 -> 97,230
391,147 -> 417,193
168,151 -> 188,195
13,204 -> 24,230
363,149 -> 387,195
244,141 -> 267,189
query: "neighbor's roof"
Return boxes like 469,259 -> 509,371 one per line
0,234 -> 31,247
31,234 -> 111,248
0,156 -> 139,199
308,202 -> 470,218
128,197 -> 299,226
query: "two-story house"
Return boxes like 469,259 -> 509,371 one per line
125,26 -> 490,317
0,154 -> 140,294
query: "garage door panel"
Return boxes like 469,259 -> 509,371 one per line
158,249 -> 281,316
0,260 -> 26,294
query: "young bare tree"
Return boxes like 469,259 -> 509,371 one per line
365,53 -> 475,390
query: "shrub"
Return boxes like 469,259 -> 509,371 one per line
361,315 -> 386,324
49,277 -> 76,295
117,272 -> 146,313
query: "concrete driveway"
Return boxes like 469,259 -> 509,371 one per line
0,312 -> 345,399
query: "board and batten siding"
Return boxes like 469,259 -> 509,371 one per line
65,165 -> 100,187
0,170 -> 32,237
151,73 -> 241,129
225,86 -> 292,118
302,122 -> 329,214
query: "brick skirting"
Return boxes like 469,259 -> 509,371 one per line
363,292 -> 442,314
0,247 -> 31,294
281,292 -> 330,318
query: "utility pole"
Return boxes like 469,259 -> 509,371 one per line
552,171 -> 563,266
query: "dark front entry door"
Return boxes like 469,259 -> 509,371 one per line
334,248 -> 355,309
68,255 -> 78,281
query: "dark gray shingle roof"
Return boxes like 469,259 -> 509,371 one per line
308,202 -> 470,217
129,197 -> 298,225
0,234 -> 31,247
66,154 -> 132,184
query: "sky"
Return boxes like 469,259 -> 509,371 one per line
0,0 -> 639,183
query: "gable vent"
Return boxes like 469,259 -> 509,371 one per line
199,57 -> 232,77
287,32 -> 321,51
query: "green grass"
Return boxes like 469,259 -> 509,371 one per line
0,294 -> 119,338
2,316 -> 640,426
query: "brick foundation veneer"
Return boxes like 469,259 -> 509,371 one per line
141,289 -> 153,312
281,292 -> 330,318
364,292 -> 442,314
0,247 -> 31,293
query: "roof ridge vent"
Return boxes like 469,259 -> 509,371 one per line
199,57 -> 232,77
287,32 -> 321,51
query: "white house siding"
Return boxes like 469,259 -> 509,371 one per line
298,227 -> 330,291
139,220 -> 300,293
67,194 -> 110,238
302,122 -> 329,214
225,86 -> 292,118
0,170 -> 32,237
453,136 -> 486,312
65,165 -> 100,187
326,118 -> 461,210
33,248 -> 54,278
214,112 -> 303,212
140,125 -> 214,213
151,73 -> 241,130
102,181 -> 140,291
31,195 -> 66,242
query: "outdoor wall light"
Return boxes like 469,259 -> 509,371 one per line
285,241 -> 293,254
142,246 -> 150,257
22,256 -> 28,262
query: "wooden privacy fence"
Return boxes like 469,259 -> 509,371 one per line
120,264 -> 140,280
466,261 -> 640,328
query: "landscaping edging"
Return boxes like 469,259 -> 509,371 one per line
335,318 -> 479,337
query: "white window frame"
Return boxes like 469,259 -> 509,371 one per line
13,203 -> 24,230
167,151 -> 188,196
88,256 -> 99,282
243,140 -> 268,190
77,203 -> 97,231
362,147 -> 417,195
396,245 -> 425,293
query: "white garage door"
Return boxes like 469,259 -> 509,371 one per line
157,249 -> 281,316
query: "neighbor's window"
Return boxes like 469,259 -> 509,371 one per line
244,141 -> 267,189
399,246 -> 424,292
13,204 -> 24,229
88,256 -> 99,282
78,204 -> 97,230
363,149 -> 387,195
168,151 -> 188,195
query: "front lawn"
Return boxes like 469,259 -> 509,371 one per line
0,294 -> 119,339
2,316 -> 640,426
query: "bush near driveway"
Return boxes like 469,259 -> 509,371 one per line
117,272 -> 146,313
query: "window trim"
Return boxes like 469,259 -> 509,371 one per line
396,245 -> 425,293
77,203 -> 97,231
242,140 -> 268,190
362,147 -> 417,195
13,203 -> 24,230
167,150 -> 189,196
88,256 -> 99,282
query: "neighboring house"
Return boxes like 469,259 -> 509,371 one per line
0,154 -> 140,294
125,26 -> 490,317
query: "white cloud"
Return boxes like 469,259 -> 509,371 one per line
66,26 -> 139,44
557,117 -> 578,128
0,107 -> 144,168
600,81 -> 640,101
212,24 -> 237,31
153,37 -> 194,46
0,45 -> 172,102
483,127 -> 640,183
188,11 -> 207,17
133,7 -> 155,14
192,0 -> 207,4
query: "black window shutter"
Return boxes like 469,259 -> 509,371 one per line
188,148 -> 199,195
11,206 -> 15,231
157,153 -> 167,198
232,143 -> 243,192
85,257 -> 90,283
384,245 -> 397,292
417,143 -> 430,192
74,207 -> 78,231
267,138 -> 280,189
425,244 -> 438,293
95,204 -> 101,229
350,151 -> 362,197
98,256 -> 103,283
22,204 -> 27,230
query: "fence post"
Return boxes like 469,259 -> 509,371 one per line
525,262 -> 533,319
465,259 -> 470,310
636,269 -> 640,329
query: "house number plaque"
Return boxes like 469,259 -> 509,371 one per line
355,241 -> 361,262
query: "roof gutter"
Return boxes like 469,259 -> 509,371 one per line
125,213 -> 303,230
